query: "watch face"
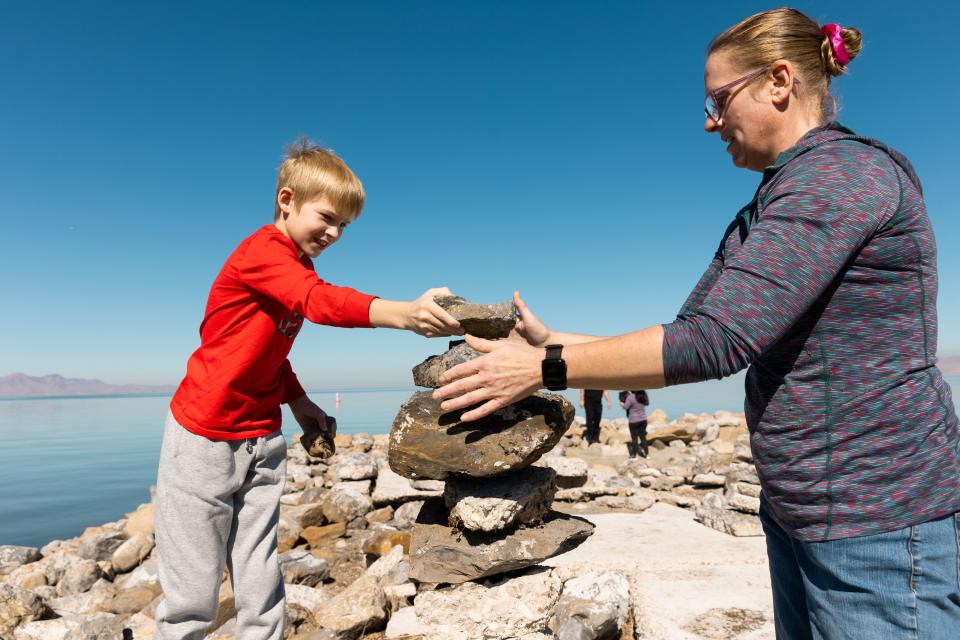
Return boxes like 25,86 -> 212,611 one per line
542,359 -> 567,386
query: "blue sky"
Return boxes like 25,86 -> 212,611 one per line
1,1 -> 958,389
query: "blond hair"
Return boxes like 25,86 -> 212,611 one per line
708,8 -> 862,121
274,137 -> 365,220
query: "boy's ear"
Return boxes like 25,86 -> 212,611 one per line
277,187 -> 296,216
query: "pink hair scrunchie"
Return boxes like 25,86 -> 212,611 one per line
821,23 -> 850,66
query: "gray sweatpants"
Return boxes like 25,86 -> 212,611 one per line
155,411 -> 287,640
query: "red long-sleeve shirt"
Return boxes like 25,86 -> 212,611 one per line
170,225 -> 376,440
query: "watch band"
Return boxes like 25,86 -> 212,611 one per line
542,343 -> 567,391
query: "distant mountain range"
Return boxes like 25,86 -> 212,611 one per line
1,358 -> 957,400
0,373 -> 174,398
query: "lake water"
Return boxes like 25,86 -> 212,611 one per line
2,374 -> 958,547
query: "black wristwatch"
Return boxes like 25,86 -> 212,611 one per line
541,344 -> 567,391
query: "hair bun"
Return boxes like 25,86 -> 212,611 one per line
821,25 -> 863,77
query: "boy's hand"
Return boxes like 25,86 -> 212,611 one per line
406,287 -> 463,338
289,395 -> 335,438
508,291 -> 551,347
290,395 -> 337,458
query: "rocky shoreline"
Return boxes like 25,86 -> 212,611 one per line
0,408 -> 769,640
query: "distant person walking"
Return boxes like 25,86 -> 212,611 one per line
621,390 -> 649,458
579,389 -> 611,444
436,8 -> 960,637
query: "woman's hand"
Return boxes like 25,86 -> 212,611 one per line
507,291 -> 551,347
432,334 -> 542,422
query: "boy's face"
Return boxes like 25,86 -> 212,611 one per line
280,193 -> 351,258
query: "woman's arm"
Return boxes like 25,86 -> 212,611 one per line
434,326 -> 665,421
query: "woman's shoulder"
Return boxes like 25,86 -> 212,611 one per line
771,135 -> 902,197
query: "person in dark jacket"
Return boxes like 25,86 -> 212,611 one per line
435,8 -> 960,637
579,389 -> 612,444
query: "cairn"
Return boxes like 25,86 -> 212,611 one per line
388,296 -> 594,585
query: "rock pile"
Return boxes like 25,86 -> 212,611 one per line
389,297 -> 594,585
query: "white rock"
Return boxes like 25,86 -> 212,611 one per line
732,482 -> 762,499
280,549 -> 330,586
701,492 -> 726,510
314,574 -> 387,639
110,533 -> 154,574
372,465 -> 441,507
553,571 -> 631,639
335,452 -> 378,481
728,493 -> 761,515
339,479 -> 372,495
392,500 -> 425,530
444,468 -> 556,532
692,473 -> 726,488
365,544 -> 409,586
414,569 -> 562,639
285,582 -> 329,611
537,455 -> 588,489
385,605 -> 421,638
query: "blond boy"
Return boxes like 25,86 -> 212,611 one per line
155,139 -> 460,639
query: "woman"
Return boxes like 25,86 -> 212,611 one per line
435,8 -> 960,638
621,390 -> 649,458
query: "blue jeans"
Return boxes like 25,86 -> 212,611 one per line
760,498 -> 960,639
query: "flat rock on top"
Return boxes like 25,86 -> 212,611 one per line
435,296 -> 516,339
388,391 -> 575,480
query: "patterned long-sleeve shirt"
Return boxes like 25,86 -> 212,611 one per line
662,122 -> 960,542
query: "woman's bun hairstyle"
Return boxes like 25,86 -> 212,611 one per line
822,26 -> 863,77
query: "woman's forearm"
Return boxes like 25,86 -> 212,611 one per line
562,325 -> 666,390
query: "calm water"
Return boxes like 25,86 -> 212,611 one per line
1,375 -> 957,547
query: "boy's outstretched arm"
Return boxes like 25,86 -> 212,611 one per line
369,287 -> 463,338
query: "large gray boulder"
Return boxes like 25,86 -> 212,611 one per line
320,485 -> 372,524
0,584 -> 54,637
408,502 -> 594,584
444,467 -> 557,532
0,546 -> 42,576
77,530 -> 127,563
389,392 -> 575,480
412,341 -> 482,388
435,296 -> 516,339
56,558 -> 103,596
279,549 -> 330,587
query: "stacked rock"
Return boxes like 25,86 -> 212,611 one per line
388,296 -> 594,585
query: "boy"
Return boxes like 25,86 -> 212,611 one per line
155,139 -> 461,639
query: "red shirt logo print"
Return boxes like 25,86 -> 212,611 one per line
277,312 -> 304,339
